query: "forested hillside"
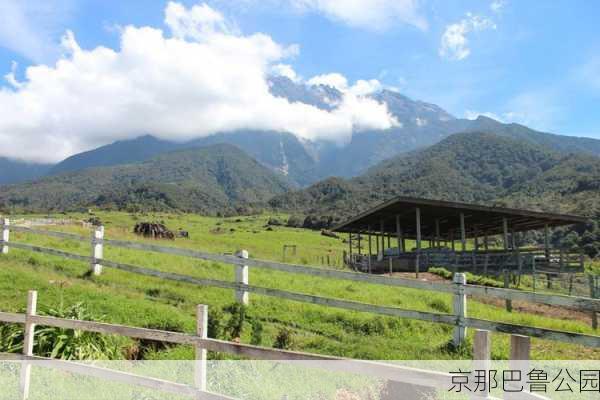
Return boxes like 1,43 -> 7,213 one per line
0,144 -> 291,215
270,131 -> 600,255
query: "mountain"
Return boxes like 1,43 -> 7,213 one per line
49,135 -> 181,176
0,144 -> 291,215
269,132 -> 600,219
38,77 -> 600,187
0,158 -> 53,185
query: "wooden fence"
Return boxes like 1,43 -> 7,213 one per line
1,291 -> 546,400
1,219 -> 600,350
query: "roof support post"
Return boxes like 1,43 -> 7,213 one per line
460,212 -> 466,252
544,224 -> 550,263
415,208 -> 422,251
367,226 -> 372,273
380,220 -> 385,255
503,218 -> 509,251
435,219 -> 441,248
348,232 -> 352,257
416,208 -> 421,278
484,232 -> 489,251
395,215 -> 403,255
357,233 -> 362,255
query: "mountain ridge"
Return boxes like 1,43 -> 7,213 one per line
0,143 -> 291,215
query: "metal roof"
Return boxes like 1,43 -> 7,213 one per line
331,196 -> 586,239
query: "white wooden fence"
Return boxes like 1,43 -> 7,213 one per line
1,219 -> 600,350
0,291 -> 547,400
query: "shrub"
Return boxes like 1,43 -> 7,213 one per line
286,216 -> 304,228
250,320 -> 263,345
267,217 -> 282,226
0,303 -> 121,360
224,303 -> 246,340
207,307 -> 225,339
273,328 -> 294,350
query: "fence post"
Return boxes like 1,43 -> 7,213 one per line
195,304 -> 208,393
589,275 -> 598,330
473,329 -> 491,397
91,225 -> 104,276
20,290 -> 37,400
503,269 -> 512,312
508,335 -> 530,397
1,217 -> 9,254
453,273 -> 467,348
235,250 -> 249,305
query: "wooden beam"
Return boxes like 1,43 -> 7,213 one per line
460,212 -> 466,251
348,232 -> 352,256
415,208 -> 422,250
503,218 -> 509,250
396,215 -> 402,255
544,224 -> 550,261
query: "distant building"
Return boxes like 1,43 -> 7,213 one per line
333,196 -> 586,277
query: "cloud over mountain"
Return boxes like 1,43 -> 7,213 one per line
0,2 -> 397,163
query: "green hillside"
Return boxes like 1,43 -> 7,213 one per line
0,144 -> 291,215
271,132 -> 599,216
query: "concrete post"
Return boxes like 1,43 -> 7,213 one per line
195,304 -> 208,393
91,225 -> 104,276
1,218 -> 9,254
453,273 -> 467,348
20,290 -> 37,400
235,250 -> 249,305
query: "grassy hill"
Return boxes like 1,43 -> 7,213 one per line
0,144 -> 291,215
1,211 -> 598,364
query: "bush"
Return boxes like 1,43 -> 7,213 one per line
224,303 -> 247,340
286,216 -> 304,228
267,217 -> 282,226
273,328 -> 294,350
250,320 -> 263,345
0,303 -> 121,360
207,307 -> 225,339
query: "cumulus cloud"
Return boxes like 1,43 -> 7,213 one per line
0,0 -> 74,63
287,0 -> 427,31
439,13 -> 496,61
271,63 -> 301,82
307,73 -> 383,96
0,2 -> 398,163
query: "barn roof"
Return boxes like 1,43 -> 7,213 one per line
331,196 -> 586,239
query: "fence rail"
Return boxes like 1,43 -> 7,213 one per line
1,291 -> 550,400
1,220 -> 600,350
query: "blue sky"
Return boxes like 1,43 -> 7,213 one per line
0,0 -> 599,162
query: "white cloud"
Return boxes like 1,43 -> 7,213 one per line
490,0 -> 506,13
0,0 -> 74,63
307,73 -> 348,90
439,13 -> 496,61
287,0 -> 427,31
271,63 -> 301,82
307,73 -> 383,96
0,2 -> 398,163
464,110 -> 505,122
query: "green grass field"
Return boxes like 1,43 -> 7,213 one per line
0,211 -> 599,361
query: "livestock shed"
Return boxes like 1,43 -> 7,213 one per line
332,196 -> 587,277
